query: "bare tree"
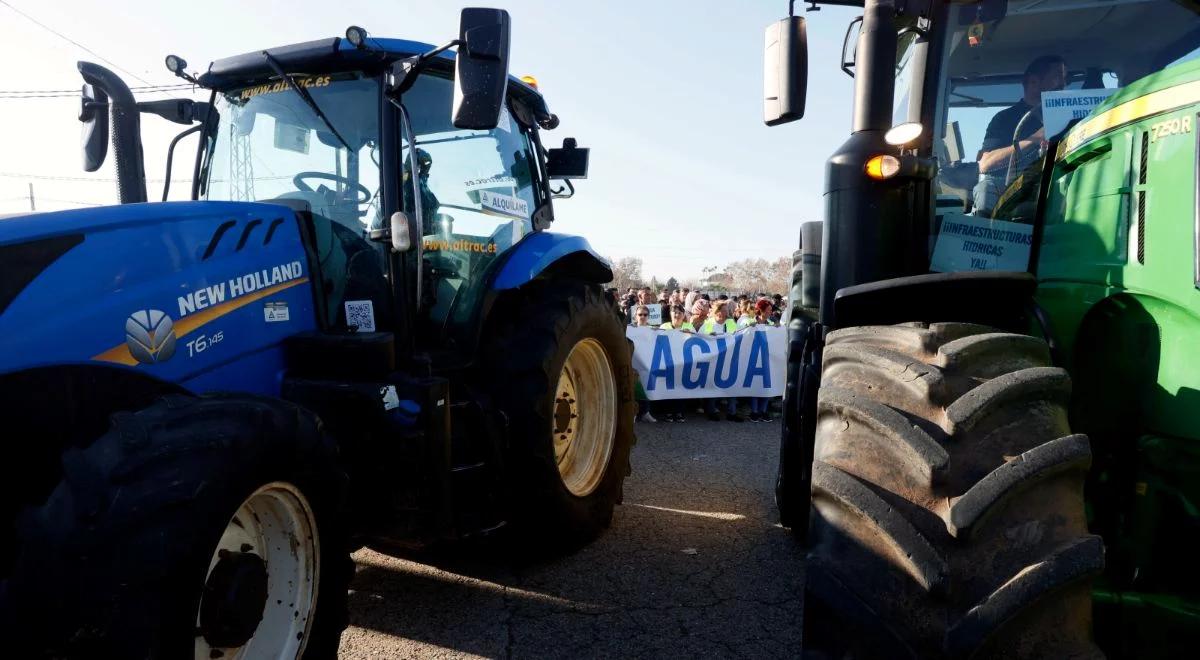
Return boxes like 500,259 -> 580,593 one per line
608,256 -> 644,292
715,257 -> 792,295
766,256 -> 791,296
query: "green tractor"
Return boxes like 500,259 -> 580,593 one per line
766,0 -> 1200,656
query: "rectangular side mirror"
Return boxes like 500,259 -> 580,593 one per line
79,83 -> 109,172
452,8 -> 511,130
763,16 -> 807,126
546,138 -> 589,179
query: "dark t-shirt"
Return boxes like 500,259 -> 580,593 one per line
979,100 -> 1042,164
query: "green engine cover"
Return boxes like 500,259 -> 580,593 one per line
1035,58 -> 1200,655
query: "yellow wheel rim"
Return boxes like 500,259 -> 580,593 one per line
553,338 -> 617,497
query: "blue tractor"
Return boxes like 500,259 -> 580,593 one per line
0,9 -> 634,658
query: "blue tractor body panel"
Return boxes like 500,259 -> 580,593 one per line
0,201 -> 316,396
492,232 -> 610,290
1,33 -> 589,395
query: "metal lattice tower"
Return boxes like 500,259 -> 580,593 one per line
229,124 -> 255,201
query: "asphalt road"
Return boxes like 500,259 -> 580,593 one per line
339,411 -> 806,659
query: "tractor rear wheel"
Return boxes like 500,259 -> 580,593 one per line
803,322 -> 1103,659
484,280 -> 636,550
0,394 -> 352,659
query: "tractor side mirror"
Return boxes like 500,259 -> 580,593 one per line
452,7 -> 511,130
546,138 -> 589,179
763,16 -> 807,126
79,83 -> 109,172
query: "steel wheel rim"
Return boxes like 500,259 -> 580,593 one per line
553,337 -> 617,497
195,481 -> 321,660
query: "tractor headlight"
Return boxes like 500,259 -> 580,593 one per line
345,26 -> 369,49
165,54 -> 187,74
864,154 -> 900,180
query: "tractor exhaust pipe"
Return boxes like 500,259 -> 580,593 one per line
78,61 -> 148,204
852,0 -> 897,133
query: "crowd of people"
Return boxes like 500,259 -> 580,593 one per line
616,287 -> 785,329
609,286 -> 787,425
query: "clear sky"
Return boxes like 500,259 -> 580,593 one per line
0,0 -> 861,282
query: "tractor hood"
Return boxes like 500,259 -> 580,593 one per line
0,199 -> 316,394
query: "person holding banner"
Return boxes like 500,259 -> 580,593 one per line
699,302 -> 745,422
633,305 -> 652,327
755,299 -> 776,326
742,299 -> 778,422
736,300 -> 756,328
656,303 -> 691,422
701,303 -> 739,335
631,305 -> 659,423
690,298 -> 711,329
660,304 -> 694,332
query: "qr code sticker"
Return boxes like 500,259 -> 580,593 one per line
344,300 -> 376,332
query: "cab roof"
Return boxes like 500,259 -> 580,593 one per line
197,36 -> 541,100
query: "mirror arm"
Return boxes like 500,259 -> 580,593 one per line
388,39 -> 463,97
550,179 -> 575,198
161,124 -> 203,201
841,16 -> 863,78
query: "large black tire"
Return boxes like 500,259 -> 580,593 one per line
0,394 -> 352,659
483,280 -> 636,549
803,322 -> 1104,659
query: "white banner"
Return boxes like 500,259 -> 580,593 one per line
930,214 -> 1034,272
627,326 -> 787,400
645,303 -> 662,326
1041,88 -> 1118,138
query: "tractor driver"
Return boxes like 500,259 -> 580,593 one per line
403,147 -> 441,234
973,55 -> 1067,216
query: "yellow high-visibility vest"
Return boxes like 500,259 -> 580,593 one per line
700,319 -> 739,334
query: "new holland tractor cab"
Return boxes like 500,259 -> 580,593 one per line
764,0 -> 1200,657
0,9 -> 635,658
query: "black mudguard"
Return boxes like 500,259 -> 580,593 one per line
832,270 -> 1036,332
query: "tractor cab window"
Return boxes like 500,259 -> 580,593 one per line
401,72 -> 539,345
205,74 -> 383,232
927,0 -> 1200,273
205,74 -> 391,330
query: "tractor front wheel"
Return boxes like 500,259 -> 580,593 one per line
484,280 -> 636,550
803,322 -> 1103,659
0,394 -> 352,659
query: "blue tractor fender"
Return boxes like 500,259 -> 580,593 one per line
490,232 -> 612,290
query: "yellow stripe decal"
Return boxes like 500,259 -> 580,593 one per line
1062,79 -> 1200,154
92,277 -> 309,366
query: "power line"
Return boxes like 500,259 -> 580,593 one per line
0,83 -> 194,96
0,172 -> 299,184
0,0 -> 160,87
15,197 -> 103,206
0,172 -> 193,183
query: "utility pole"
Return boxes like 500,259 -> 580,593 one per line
28,182 -> 34,211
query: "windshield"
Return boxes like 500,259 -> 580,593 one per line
204,74 -> 382,232
401,72 -> 540,344
927,0 -> 1200,272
